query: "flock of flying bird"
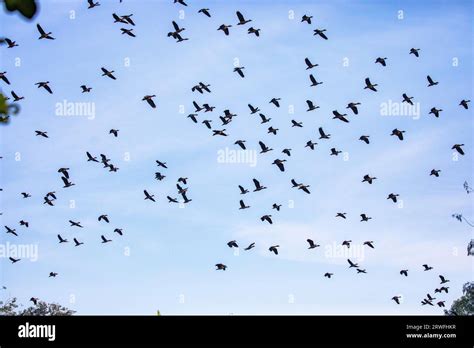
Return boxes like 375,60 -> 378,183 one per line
1,0 -> 471,312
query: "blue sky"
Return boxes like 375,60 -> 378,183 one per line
0,0 -> 472,314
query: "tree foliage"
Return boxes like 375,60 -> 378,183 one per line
3,0 -> 38,19
444,282 -> 474,316
0,297 -> 75,316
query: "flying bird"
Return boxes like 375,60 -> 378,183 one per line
409,48 -> 420,57
359,135 -> 370,144
391,128 -> 405,141
375,57 -> 387,66
215,263 -> 227,270
253,179 -> 267,192
261,215 -> 273,224
57,234 -> 68,243
87,0 -> 100,9
422,264 -> 433,271
144,190 -> 156,202
364,78 -> 378,92
0,72 -> 10,85
98,214 -> 109,223
427,75 -> 438,87
269,245 -> 279,255
305,57 -> 318,69
238,185 -> 249,194
5,226 -> 17,236
307,239 -> 320,249
101,67 -> 116,80
306,100 -> 319,112
429,107 -> 442,118
269,98 -> 281,107
35,81 -> 53,94
11,91 -> 24,101
69,220 -> 83,228
3,38 -> 18,48
198,8 -> 211,17
309,74 -> 323,87
239,200 -> 250,210
402,93 -> 414,105
459,99 -> 470,109
246,27 -> 261,38
236,11 -> 251,25
346,102 -> 361,115
272,159 -> 286,172
101,235 -> 112,243
347,259 -> 359,268
362,174 -> 377,184
363,241 -> 375,249
452,144 -> 465,155
332,110 -> 349,123
218,24 -> 232,36
120,28 -> 135,37
301,15 -> 313,24
37,24 -> 55,40
313,29 -> 328,40
318,127 -> 330,139
439,275 -> 450,284
360,214 -> 372,222
387,193 -> 399,203
86,152 -> 99,162
80,85 -> 92,93
234,66 -> 245,78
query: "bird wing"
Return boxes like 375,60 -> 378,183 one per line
172,21 -> 180,31
44,84 -> 53,94
305,58 -> 312,67
253,178 -> 260,188
37,24 -> 46,35
147,98 -> 156,108
1,74 -> 10,85
61,176 -> 69,186
236,11 -> 245,22
309,74 -> 316,84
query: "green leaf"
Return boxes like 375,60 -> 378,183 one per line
4,0 -> 38,19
